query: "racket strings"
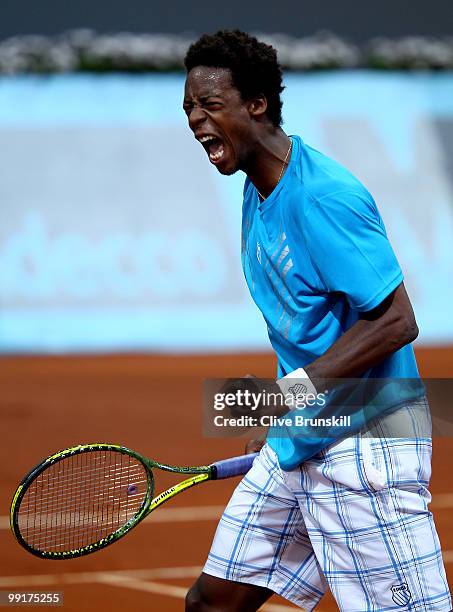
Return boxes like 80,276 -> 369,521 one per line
18,451 -> 149,553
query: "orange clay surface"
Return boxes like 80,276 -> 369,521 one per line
0,347 -> 452,611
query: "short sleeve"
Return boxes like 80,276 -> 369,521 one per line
303,191 -> 403,311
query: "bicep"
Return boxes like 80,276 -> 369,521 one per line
359,282 -> 415,322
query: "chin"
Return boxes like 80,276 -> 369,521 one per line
216,161 -> 240,176
217,168 -> 238,176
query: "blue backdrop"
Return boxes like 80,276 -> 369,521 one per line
1,72 -> 452,352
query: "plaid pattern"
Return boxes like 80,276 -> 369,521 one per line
204,398 -> 451,611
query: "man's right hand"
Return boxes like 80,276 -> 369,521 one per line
245,439 -> 265,455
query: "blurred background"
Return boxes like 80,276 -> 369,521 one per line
1,1 -> 452,610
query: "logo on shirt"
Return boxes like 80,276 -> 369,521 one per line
256,242 -> 261,264
288,383 -> 308,408
391,584 -> 411,606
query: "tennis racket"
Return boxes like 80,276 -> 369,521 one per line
10,443 -> 258,560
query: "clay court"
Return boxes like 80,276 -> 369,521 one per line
0,349 -> 452,611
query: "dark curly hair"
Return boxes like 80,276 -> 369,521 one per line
184,30 -> 284,127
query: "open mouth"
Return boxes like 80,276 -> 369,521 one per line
198,135 -> 225,163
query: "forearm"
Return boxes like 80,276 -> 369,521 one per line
306,320 -> 407,380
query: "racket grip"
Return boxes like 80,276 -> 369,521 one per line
211,452 -> 259,480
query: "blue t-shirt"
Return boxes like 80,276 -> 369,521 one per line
241,135 -> 421,470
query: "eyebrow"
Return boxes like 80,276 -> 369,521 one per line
183,93 -> 224,104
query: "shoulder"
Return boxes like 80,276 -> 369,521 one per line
302,190 -> 384,245
291,136 -> 380,222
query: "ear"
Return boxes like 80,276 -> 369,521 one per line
248,95 -> 267,119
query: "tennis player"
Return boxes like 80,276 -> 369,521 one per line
183,31 -> 451,611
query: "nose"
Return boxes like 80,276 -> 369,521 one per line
188,106 -> 207,131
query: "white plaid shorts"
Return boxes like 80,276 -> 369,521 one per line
204,398 -> 451,611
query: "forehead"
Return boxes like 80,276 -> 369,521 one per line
184,66 -> 237,99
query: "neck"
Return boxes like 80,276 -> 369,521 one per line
243,128 -> 292,199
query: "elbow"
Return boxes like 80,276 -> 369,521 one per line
408,320 -> 419,343
394,315 -> 419,349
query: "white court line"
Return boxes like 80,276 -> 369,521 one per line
0,566 -> 203,588
81,573 -> 299,611
0,505 -> 224,530
96,573 -> 189,599
441,550 -> 453,564
429,493 -> 453,508
141,505 -> 224,522
3,493 -> 453,530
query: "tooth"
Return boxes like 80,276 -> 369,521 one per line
210,148 -> 224,161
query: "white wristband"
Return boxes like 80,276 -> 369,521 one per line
276,368 -> 317,410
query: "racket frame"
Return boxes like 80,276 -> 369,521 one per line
10,443 -> 213,560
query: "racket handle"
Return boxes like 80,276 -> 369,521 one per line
211,452 -> 259,480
